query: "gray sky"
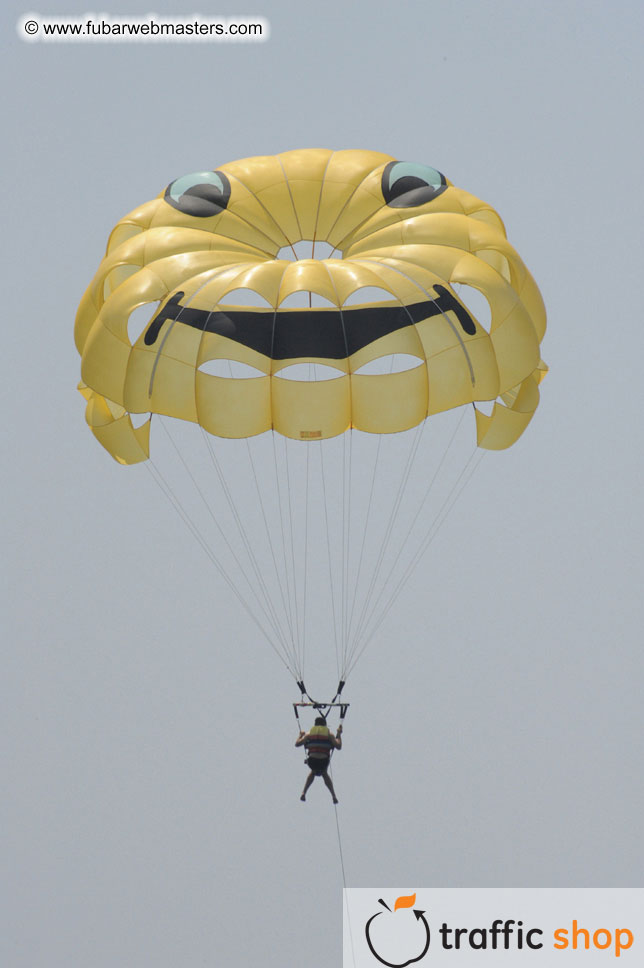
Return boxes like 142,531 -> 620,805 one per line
3,0 -> 643,965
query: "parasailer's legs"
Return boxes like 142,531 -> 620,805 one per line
300,771 -> 315,801
300,768 -> 338,803
322,770 -> 339,804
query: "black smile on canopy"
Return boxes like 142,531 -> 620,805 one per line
143,286 -> 477,359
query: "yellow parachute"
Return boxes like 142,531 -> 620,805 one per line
76,148 -> 546,461
75,149 -> 547,688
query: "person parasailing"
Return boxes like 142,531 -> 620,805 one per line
296,716 -> 343,803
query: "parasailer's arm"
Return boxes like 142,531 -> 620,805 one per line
295,731 -> 307,747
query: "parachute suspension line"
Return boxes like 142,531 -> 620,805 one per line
271,430 -> 300,675
344,408 -> 469,674
221,356 -> 297,659
339,433 -> 346,677
282,434 -> 304,680
144,459 -> 296,678
393,446 -> 485,609
340,292 -> 421,679
382,407 -> 467,583
344,430 -> 383,661
347,446 -> 486,678
343,346 -> 399,669
341,430 -> 355,676
340,432 -> 349,677
319,440 -> 341,682
196,431 -> 291,659
346,406 -> 468,670
244,438 -> 298,656
197,425 -> 296,670
346,420 -> 426,669
348,447 -> 484,675
155,419 -> 290,653
301,436 -> 311,676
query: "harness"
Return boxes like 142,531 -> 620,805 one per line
293,679 -> 349,764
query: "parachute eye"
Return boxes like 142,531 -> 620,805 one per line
382,161 -> 446,208
164,170 -> 231,217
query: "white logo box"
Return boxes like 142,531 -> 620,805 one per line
343,888 -> 642,966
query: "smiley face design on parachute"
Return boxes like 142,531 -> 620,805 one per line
75,149 -> 546,463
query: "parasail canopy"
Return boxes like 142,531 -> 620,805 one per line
76,148 -> 546,462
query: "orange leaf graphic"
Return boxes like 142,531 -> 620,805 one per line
394,893 -> 416,911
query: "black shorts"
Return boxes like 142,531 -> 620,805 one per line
306,756 -> 330,775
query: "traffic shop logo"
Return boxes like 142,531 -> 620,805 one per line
361,893 -> 635,963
